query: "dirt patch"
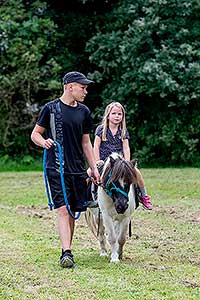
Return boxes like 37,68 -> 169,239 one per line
153,205 -> 200,224
16,205 -> 87,226
182,279 -> 199,289
16,205 -> 53,220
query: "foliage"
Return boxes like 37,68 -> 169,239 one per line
0,155 -> 42,171
86,0 -> 200,165
0,0 -> 113,157
0,0 -> 200,166
0,0 -> 61,156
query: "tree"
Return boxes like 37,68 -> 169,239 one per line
0,0 -> 115,156
86,0 -> 200,165
0,0 -> 61,155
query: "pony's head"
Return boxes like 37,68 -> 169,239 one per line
101,153 -> 137,214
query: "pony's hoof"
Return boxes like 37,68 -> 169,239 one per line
110,258 -> 120,263
100,251 -> 108,257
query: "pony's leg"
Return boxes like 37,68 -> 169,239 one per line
117,218 -> 130,260
102,213 -> 120,263
95,214 -> 108,256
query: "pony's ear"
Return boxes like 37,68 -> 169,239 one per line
131,158 -> 138,168
109,156 -> 116,167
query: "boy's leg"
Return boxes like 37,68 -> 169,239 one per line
57,206 -> 76,268
57,206 -> 74,250
47,169 -> 76,267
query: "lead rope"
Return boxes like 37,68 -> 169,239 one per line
43,140 -> 81,220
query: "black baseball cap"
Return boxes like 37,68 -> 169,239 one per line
63,71 -> 94,85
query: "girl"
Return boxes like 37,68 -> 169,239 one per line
90,101 -> 152,210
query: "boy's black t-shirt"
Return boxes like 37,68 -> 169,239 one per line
37,99 -> 92,174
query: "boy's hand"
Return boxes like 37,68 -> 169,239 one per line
43,138 -> 56,149
91,166 -> 101,185
96,160 -> 104,167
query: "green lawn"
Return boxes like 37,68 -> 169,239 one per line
0,169 -> 199,299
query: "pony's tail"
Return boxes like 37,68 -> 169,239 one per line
85,209 -> 99,238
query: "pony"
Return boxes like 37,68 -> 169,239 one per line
85,152 -> 138,263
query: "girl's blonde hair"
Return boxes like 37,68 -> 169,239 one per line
101,102 -> 127,141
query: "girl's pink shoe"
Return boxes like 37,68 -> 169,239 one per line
140,195 -> 153,210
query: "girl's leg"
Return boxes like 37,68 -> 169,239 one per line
135,167 -> 153,210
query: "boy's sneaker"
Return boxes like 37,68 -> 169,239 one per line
140,195 -> 153,210
60,250 -> 76,268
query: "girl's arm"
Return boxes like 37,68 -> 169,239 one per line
93,135 -> 101,161
122,138 -> 131,161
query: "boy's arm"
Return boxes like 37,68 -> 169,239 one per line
82,134 -> 100,182
31,124 -> 55,149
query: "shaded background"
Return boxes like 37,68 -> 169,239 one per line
1,0 -> 200,166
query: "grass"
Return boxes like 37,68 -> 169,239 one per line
0,168 -> 200,299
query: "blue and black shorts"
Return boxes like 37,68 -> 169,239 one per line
47,169 -> 88,212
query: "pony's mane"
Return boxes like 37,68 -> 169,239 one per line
102,153 -> 136,185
